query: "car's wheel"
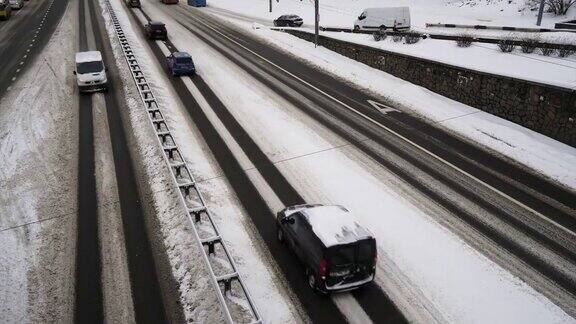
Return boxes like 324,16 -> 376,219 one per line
277,226 -> 285,243
353,25 -> 360,31
379,25 -> 387,32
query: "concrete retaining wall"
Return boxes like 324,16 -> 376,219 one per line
283,29 -> 576,147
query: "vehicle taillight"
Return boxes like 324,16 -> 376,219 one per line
319,259 -> 328,277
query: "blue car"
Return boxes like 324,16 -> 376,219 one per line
167,52 -> 195,76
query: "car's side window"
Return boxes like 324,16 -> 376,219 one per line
300,220 -> 321,261
288,212 -> 303,233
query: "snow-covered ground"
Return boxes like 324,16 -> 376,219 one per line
0,0 -> 78,322
208,0 -> 576,29
135,1 -> 576,322
323,31 -> 576,88
206,0 -> 576,88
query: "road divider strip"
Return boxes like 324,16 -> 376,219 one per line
101,0 -> 262,323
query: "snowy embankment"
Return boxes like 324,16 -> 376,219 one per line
204,0 -> 576,191
139,1 -> 574,322
0,1 -> 77,323
207,0 -> 576,89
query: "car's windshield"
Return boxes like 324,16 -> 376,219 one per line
329,245 -> 355,266
175,57 -> 192,64
77,61 -> 103,74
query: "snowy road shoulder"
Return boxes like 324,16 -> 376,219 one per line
0,0 -> 78,321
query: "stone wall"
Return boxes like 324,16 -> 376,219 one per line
284,30 -> 576,147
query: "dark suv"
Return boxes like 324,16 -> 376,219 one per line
277,204 -> 376,293
126,0 -> 140,8
145,21 -> 167,40
273,14 -> 303,27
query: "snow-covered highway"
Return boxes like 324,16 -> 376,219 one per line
1,0 -> 576,323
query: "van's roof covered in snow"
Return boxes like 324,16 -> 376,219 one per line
295,205 -> 373,247
75,51 -> 102,63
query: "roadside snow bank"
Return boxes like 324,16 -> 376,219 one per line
0,0 -> 77,322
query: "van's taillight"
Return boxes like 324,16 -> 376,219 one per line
319,259 -> 328,277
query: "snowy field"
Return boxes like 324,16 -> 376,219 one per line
134,0 -> 576,322
206,0 -> 576,88
208,0 -> 576,29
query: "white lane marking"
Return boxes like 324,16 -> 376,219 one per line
191,16 -> 576,238
367,99 -> 399,115
157,40 -> 172,56
11,77 -> 16,81
16,69 -> 20,73
332,294 -> 374,324
19,61 -> 24,65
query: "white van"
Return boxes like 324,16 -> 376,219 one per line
74,51 -> 108,93
354,7 -> 411,31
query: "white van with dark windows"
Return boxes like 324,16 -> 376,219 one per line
354,7 -> 411,31
74,51 -> 108,93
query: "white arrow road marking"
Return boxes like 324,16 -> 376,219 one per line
367,99 -> 399,114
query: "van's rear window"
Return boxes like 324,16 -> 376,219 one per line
329,245 -> 355,266
358,241 -> 374,261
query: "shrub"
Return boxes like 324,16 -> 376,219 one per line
498,39 -> 515,53
404,33 -> 421,44
373,32 -> 388,42
456,34 -> 473,47
558,45 -> 575,57
392,34 -> 403,42
546,0 -> 576,15
520,36 -> 540,53
539,46 -> 555,56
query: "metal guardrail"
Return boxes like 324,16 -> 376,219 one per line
426,22 -> 576,33
100,0 -> 262,323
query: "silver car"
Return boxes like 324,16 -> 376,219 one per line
8,0 -> 23,10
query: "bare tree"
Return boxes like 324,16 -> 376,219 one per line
546,0 -> 576,14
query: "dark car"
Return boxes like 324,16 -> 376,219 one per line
277,204 -> 376,293
167,52 -> 195,76
145,21 -> 167,40
126,0 -> 140,7
273,14 -> 303,27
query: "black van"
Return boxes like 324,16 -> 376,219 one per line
277,204 -> 376,293
126,0 -> 140,8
